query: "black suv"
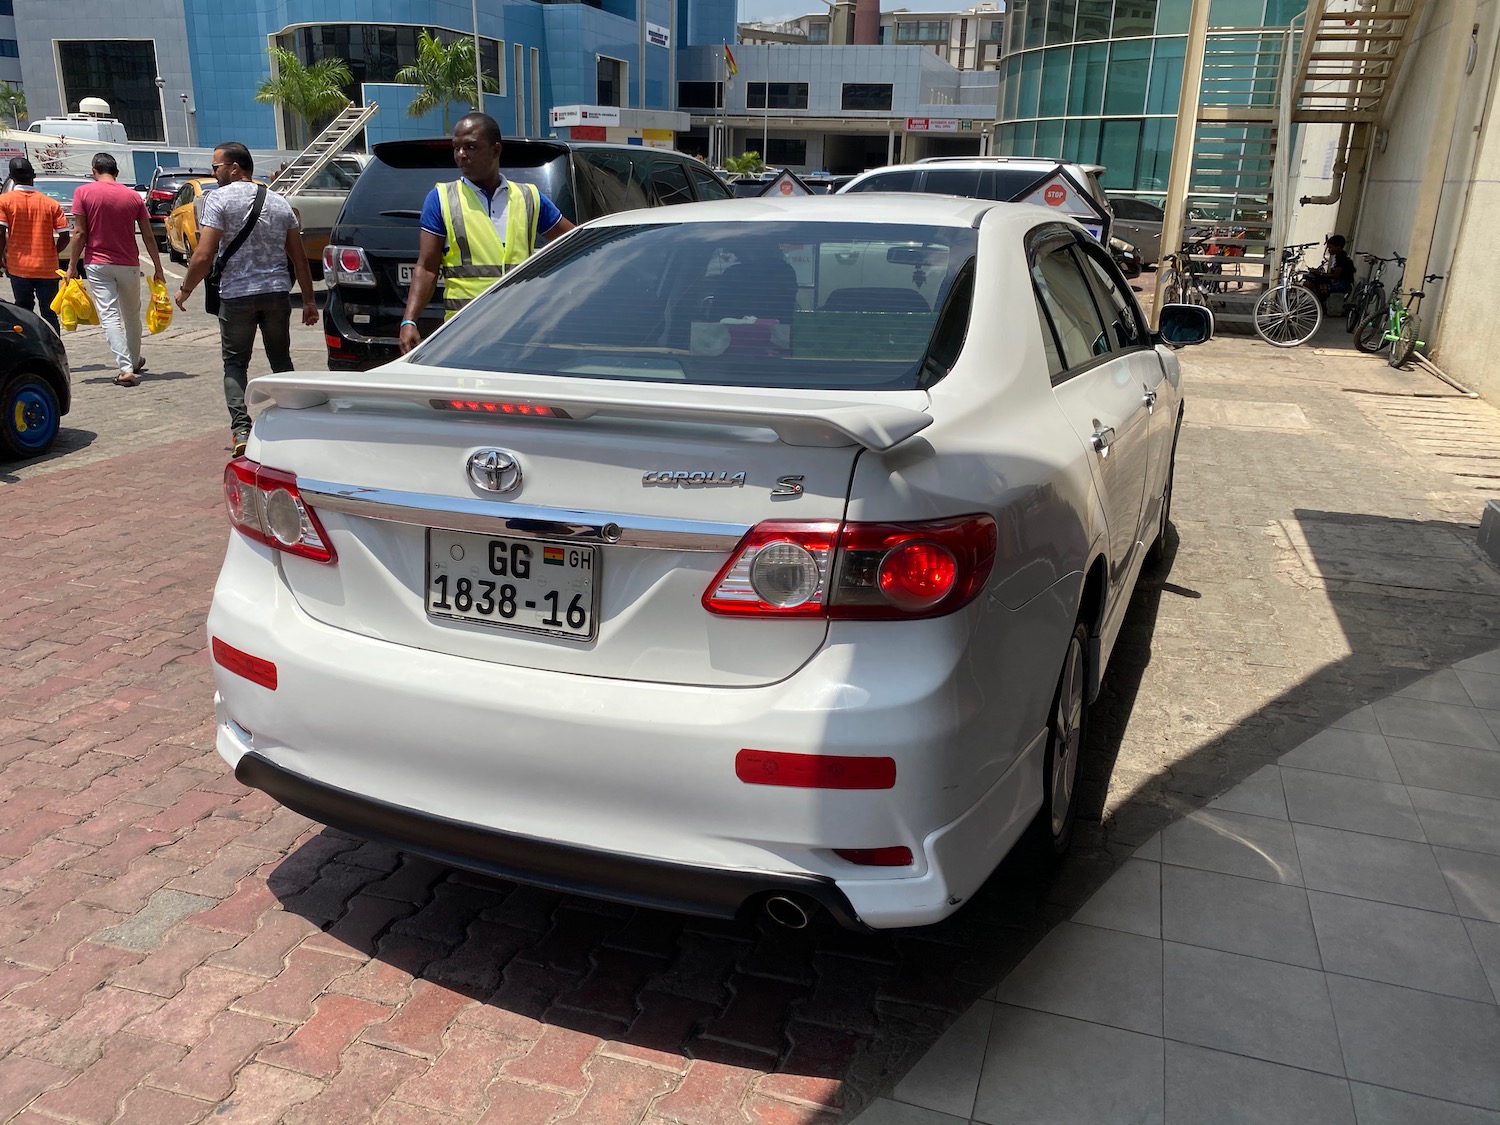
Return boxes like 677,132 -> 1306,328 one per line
146,167 -> 213,249
322,138 -> 733,370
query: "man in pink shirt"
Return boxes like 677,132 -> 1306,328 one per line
66,152 -> 165,386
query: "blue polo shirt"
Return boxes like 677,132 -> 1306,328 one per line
418,175 -> 564,249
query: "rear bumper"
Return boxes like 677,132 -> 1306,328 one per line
323,289 -> 438,371
234,748 -> 865,928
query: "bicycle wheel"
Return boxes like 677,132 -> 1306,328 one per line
1254,283 -> 1323,347
1344,286 -> 1368,332
1158,269 -> 1183,306
1389,313 -> 1421,368
1354,311 -> 1390,353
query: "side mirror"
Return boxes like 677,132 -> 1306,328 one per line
1156,303 -> 1214,347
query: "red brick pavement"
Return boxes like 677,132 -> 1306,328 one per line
0,431 -> 1054,1122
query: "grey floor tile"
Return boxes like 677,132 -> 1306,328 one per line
845,1097 -> 968,1125
1396,669 -> 1477,706
892,1001 -> 992,1120
1455,648 -> 1500,677
1160,808 -> 1302,886
1350,1084 -> 1500,1125
1371,697 -> 1500,751
1327,974 -> 1500,1110
1135,833 -> 1162,862
1281,768 -> 1425,841
1165,1041 -> 1355,1125
1434,847 -> 1500,923
1209,764 -> 1289,820
1162,942 -> 1344,1075
1293,822 -> 1457,913
1307,891 -> 1493,1001
1409,787 -> 1500,857
974,1005 -> 1164,1125
1464,918 -> 1500,1003
1389,737 -> 1500,802
1161,865 -> 1320,968
993,921 -> 1163,1036
1278,728 -> 1401,784
1332,706 -> 1382,734
1458,671 -> 1500,712
1487,710 -> 1500,745
1073,859 -> 1161,939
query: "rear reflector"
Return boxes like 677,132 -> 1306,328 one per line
834,847 -> 914,866
211,637 -> 278,690
735,748 -> 896,790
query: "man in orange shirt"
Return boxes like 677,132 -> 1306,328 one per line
0,157 -> 70,333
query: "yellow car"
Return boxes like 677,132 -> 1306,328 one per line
164,177 -> 268,263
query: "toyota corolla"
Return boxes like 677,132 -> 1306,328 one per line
207,195 -> 1210,929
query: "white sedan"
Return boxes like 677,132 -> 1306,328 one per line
207,195 -> 1211,930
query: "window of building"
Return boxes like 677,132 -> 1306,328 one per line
1046,0 -> 1077,43
597,55 -> 625,107
531,47 -> 541,135
1075,0 -> 1114,40
1040,46 -> 1070,116
0,1 -> 12,15
747,82 -> 809,110
1113,0 -> 1157,36
765,138 -> 806,166
678,81 -> 723,108
986,18 -> 1004,39
1147,37 -> 1185,113
282,26 -> 504,100
896,20 -> 950,41
1068,41 -> 1108,116
841,83 -> 893,111
1103,39 -> 1150,114
809,23 -> 830,41
56,39 -> 163,142
0,39 -> 17,58
515,43 -> 525,134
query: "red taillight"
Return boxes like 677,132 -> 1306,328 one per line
431,399 -> 572,418
736,749 -> 896,790
338,248 -> 364,273
223,457 -> 336,563
324,244 -> 375,287
703,515 -> 995,619
834,847 -> 914,866
149,188 -> 175,202
211,637 -> 278,690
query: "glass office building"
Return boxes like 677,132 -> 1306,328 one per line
995,0 -> 1305,192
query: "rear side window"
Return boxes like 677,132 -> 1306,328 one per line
642,158 -> 694,207
924,168 -> 983,197
1031,245 -> 1109,372
415,219 -> 978,392
1078,248 -> 1147,349
1110,197 -> 1161,221
691,167 -> 731,201
845,170 -> 920,192
575,150 -> 645,218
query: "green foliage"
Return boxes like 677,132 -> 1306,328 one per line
254,47 -> 352,147
394,30 -> 499,134
724,151 -> 766,175
0,86 -> 26,129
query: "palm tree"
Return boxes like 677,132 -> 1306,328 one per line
0,86 -> 26,130
254,46 -> 352,148
395,30 -> 498,134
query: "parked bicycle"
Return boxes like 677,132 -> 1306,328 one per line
1157,228 -> 1234,307
1354,272 -> 1444,368
1253,243 -> 1323,347
1343,252 -> 1402,333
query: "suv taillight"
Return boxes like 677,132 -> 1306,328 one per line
703,516 -> 996,620
323,245 -> 376,287
224,458 -> 336,564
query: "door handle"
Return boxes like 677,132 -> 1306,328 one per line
1142,383 -> 1157,410
1092,425 -> 1116,453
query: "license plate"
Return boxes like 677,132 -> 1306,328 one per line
427,530 -> 597,641
398,263 -> 440,288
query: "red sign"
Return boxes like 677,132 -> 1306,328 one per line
1043,183 -> 1068,207
570,125 -> 607,141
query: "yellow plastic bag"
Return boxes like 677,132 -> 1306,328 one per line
146,277 -> 173,334
49,274 -> 98,331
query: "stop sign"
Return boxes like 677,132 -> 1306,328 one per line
1043,183 -> 1068,207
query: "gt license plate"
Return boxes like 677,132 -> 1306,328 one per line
398,263 -> 416,285
427,530 -> 597,641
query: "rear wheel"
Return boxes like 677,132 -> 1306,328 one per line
1354,311 -> 1389,353
1389,313 -> 1421,368
1035,620 -> 1089,859
1159,269 -> 1182,306
0,373 -> 62,460
1254,283 -> 1322,347
1344,286 -> 1369,332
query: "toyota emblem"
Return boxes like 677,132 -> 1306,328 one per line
467,449 -> 522,493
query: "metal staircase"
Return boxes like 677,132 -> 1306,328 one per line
1161,0 -> 1426,329
269,102 -> 379,196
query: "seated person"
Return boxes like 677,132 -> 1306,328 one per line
1306,234 -> 1356,306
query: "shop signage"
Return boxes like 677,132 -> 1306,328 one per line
550,105 -> 622,127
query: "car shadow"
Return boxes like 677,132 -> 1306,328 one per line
0,427 -> 98,481
264,507 -> 1500,1119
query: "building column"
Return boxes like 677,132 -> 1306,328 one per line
1155,0 -> 1212,324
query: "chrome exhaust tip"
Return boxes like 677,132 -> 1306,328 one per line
764,894 -> 812,929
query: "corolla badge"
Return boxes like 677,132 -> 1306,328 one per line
642,470 -> 747,487
467,449 -> 522,493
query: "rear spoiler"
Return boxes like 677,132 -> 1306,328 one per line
247,369 -> 933,451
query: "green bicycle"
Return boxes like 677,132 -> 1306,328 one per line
1354,271 -> 1444,368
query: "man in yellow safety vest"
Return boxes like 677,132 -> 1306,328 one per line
399,112 -> 575,354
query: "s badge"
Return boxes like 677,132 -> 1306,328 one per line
771,475 -> 804,498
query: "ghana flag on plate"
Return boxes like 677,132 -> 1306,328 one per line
543,546 -> 565,566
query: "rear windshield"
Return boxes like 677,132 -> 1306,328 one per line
343,151 -> 575,225
413,220 -> 977,391
847,167 -> 1047,201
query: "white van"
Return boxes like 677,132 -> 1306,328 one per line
26,115 -> 130,145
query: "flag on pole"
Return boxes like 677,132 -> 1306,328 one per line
724,44 -> 739,77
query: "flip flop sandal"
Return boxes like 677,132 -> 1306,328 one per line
113,373 -> 138,387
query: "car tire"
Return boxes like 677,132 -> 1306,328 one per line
0,372 -> 62,460
1146,415 -> 1180,568
1033,619 -> 1089,860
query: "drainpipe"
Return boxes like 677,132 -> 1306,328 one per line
1298,121 -> 1352,206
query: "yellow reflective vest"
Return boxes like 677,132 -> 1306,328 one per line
436,178 -> 540,317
